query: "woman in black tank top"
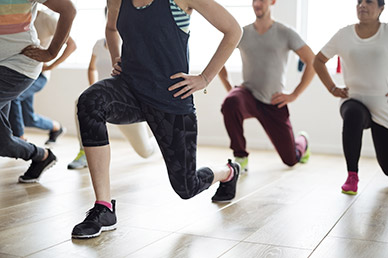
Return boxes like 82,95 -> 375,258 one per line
72,0 -> 242,239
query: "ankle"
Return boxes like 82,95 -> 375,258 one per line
221,164 -> 234,183
95,200 -> 112,210
41,149 -> 49,161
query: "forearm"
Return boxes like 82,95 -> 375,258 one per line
106,0 -> 122,65
293,62 -> 315,97
106,29 -> 121,65
201,28 -> 242,84
218,66 -> 233,92
46,37 -> 76,70
45,1 -> 76,59
88,69 -> 98,85
313,58 -> 336,92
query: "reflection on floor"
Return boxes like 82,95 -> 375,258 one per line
0,133 -> 386,258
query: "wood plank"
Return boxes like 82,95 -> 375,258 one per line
328,171 -> 388,243
221,242 -> 311,258
310,237 -> 388,258
127,233 -> 238,258
0,132 -> 382,257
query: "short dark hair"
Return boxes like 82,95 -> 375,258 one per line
378,0 -> 385,7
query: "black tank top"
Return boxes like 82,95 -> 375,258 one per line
117,0 -> 194,114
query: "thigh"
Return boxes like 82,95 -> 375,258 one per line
222,86 -> 261,119
143,104 -> 197,175
78,76 -> 145,125
371,121 -> 388,173
0,66 -> 34,110
256,103 -> 296,153
340,99 -> 372,129
16,73 -> 47,101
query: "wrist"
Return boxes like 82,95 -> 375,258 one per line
330,85 -> 337,93
200,73 -> 209,86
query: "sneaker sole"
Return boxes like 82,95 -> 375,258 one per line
341,190 -> 357,195
18,159 -> 57,183
240,167 -> 248,174
71,224 -> 117,239
211,198 -> 235,203
67,164 -> 88,170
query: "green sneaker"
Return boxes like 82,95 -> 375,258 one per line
234,156 -> 248,173
68,150 -> 88,169
298,131 -> 310,164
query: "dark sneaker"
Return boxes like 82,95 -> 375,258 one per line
211,159 -> 241,203
18,149 -> 57,183
72,200 -> 117,239
45,126 -> 65,145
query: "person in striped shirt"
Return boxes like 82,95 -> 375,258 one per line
0,0 -> 75,183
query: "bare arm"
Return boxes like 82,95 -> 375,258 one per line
106,0 -> 122,66
218,66 -> 233,92
271,45 -> 315,108
88,54 -> 98,85
43,36 -> 76,71
169,0 -> 242,99
313,52 -> 348,98
22,0 -> 76,62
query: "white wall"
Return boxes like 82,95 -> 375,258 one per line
33,0 -> 376,157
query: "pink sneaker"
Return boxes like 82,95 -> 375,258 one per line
341,172 -> 359,195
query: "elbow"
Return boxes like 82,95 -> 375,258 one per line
69,3 -> 77,20
313,56 -> 320,72
233,26 -> 243,46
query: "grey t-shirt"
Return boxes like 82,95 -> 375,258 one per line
238,22 -> 305,104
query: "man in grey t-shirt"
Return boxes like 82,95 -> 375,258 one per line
219,0 -> 315,172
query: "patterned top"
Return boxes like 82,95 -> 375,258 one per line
136,0 -> 190,33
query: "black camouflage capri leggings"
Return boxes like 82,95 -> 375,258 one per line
77,76 -> 214,199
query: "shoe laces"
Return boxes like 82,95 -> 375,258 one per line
85,205 -> 107,222
74,150 -> 85,161
345,174 -> 358,185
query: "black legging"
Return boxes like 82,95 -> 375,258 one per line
77,76 -> 214,199
340,99 -> 388,175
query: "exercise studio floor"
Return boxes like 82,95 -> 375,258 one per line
0,133 -> 387,258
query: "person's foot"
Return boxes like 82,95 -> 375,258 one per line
18,149 -> 57,183
235,156 -> 248,174
45,125 -> 66,145
341,172 -> 359,195
72,200 -> 117,239
298,131 -> 310,164
211,159 -> 241,203
67,150 -> 88,169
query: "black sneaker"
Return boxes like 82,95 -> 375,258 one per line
72,200 -> 117,239
211,159 -> 241,203
45,126 -> 65,145
18,149 -> 57,183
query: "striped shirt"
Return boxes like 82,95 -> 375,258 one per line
0,0 -> 46,79
0,0 -> 39,35
136,0 -> 190,33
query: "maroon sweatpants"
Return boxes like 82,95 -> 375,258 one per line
221,86 -> 306,166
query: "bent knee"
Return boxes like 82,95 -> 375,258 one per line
283,159 -> 298,167
175,190 -> 195,200
221,95 -> 243,113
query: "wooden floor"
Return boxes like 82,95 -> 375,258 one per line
0,133 -> 387,258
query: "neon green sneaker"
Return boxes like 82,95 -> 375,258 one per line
234,156 -> 248,173
298,131 -> 310,164
67,149 -> 88,169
